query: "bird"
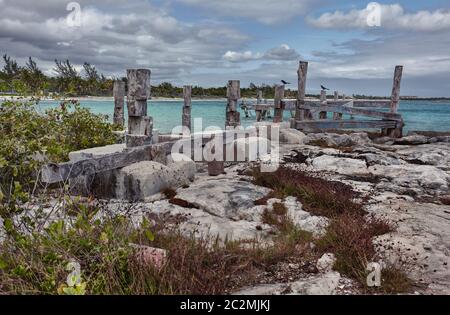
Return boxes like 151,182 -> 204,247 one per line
281,80 -> 291,85
321,85 -> 330,91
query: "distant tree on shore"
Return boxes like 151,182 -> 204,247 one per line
3,55 -> 447,100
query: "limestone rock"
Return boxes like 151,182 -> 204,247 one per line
367,198 -> 450,294
116,160 -> 195,201
306,132 -> 371,147
394,135 -> 433,145
280,128 -> 307,144
276,196 -> 329,237
312,155 -> 368,175
147,200 -> 272,243
317,253 -> 336,273
234,272 -> 341,295
394,143 -> 450,170
132,244 -> 167,270
369,164 -> 449,195
232,284 -> 286,295
290,272 -> 341,295
231,137 -> 271,162
176,178 -> 270,219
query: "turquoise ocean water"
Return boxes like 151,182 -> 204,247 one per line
34,100 -> 450,134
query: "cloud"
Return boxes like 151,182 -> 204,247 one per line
177,0 -> 315,24
223,51 -> 262,62
0,0 -> 249,81
307,3 -> 450,32
223,45 -> 300,62
264,44 -> 300,60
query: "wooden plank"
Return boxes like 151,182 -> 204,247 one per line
298,103 -> 402,121
113,80 -> 125,127
245,99 -> 391,111
353,100 -> 391,108
273,85 -> 285,123
295,119 -> 398,130
296,61 -> 308,121
182,85 -> 192,131
41,142 -> 173,184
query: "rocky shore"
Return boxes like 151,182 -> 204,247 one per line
3,129 -> 449,295
83,130 -> 450,294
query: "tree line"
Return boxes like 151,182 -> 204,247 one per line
0,55 -> 300,98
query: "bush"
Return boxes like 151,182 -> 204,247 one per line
0,99 -> 116,216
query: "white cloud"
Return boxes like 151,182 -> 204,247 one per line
307,4 -> 450,32
0,0 -> 249,81
223,51 -> 261,62
223,45 -> 300,62
178,0 -> 315,24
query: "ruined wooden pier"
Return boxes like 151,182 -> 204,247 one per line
41,61 -> 405,184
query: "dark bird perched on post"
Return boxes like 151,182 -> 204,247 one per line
321,85 -> 330,91
281,80 -> 291,85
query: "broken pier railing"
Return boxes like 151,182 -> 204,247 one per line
239,62 -> 404,138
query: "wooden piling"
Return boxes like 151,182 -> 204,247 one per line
126,69 -> 152,147
113,80 -> 125,128
182,85 -> 192,132
256,90 -> 263,122
296,61 -> 308,121
319,90 -> 327,119
333,91 -> 343,120
273,85 -> 285,123
390,66 -> 403,114
382,65 -> 404,138
226,80 -> 240,128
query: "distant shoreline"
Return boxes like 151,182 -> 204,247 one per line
1,95 -> 450,102
0,95 -> 227,102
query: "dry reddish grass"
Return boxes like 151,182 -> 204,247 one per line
250,166 -> 412,294
439,196 -> 450,205
252,167 -> 364,218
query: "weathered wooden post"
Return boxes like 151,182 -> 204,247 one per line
390,66 -> 403,113
182,85 -> 192,132
333,91 -> 342,120
296,61 -> 308,121
382,65 -> 404,137
273,85 -> 285,123
209,79 -> 239,176
255,90 -> 263,122
226,80 -> 241,128
319,90 -> 327,119
126,69 -> 152,147
113,80 -> 125,128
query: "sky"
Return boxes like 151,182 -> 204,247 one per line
0,0 -> 450,96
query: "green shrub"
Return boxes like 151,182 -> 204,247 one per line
0,99 -> 116,216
